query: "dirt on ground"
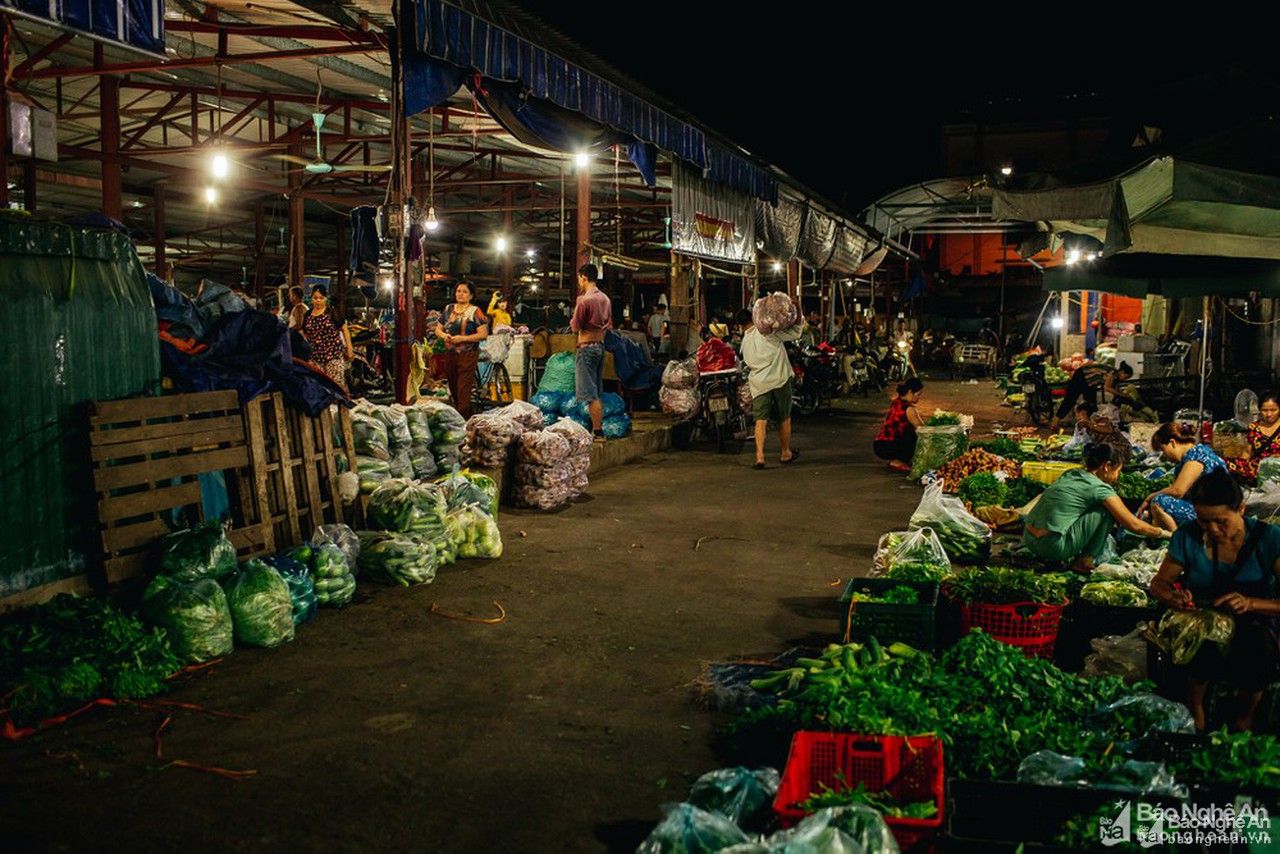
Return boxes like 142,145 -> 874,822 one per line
1,379 -> 1008,853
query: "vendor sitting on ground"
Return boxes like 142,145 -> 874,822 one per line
1023,443 -> 1169,572
1226,392 -> 1280,484
1142,421 -> 1229,532
873,378 -> 925,472
1149,469 -> 1280,731
1056,361 -> 1134,424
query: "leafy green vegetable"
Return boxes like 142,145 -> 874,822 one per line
157,522 -> 237,583
141,576 -> 234,662
798,773 -> 937,818
945,566 -> 1067,605
1004,476 -> 1045,508
1169,728 -> 1280,791
957,472 -> 1008,507
225,561 -> 295,648
1116,472 -> 1174,501
1079,580 -> 1149,607
0,595 -> 182,724
850,586 -> 920,605
924,412 -> 962,426
885,562 -> 951,583
971,438 -> 1034,462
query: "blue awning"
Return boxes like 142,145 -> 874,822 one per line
405,0 -> 777,203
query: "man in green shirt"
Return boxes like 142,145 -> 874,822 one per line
1024,443 -> 1169,571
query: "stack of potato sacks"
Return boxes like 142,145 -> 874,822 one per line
513,418 -> 592,510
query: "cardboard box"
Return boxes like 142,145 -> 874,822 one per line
1117,334 -> 1158,353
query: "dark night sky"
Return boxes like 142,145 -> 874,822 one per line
508,4 -> 1270,212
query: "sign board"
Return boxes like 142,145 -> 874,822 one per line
9,102 -> 58,161
1,0 -> 165,57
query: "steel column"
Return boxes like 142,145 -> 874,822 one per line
576,163 -> 591,270
99,72 -> 122,220
153,182 -> 167,278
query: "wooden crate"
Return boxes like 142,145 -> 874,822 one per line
242,394 -> 356,548
89,390 -> 272,586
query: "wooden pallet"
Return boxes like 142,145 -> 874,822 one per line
242,393 -> 356,548
89,390 -> 273,586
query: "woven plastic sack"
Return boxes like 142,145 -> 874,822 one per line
140,576 -> 233,663
262,554 -> 316,625
311,523 -> 360,568
908,423 -> 969,481
436,469 -> 500,517
636,803 -> 749,854
515,460 -> 572,489
450,505 -> 503,558
908,481 -> 992,564
752,292 -> 799,336
696,337 -> 738,373
602,414 -> 631,439
763,805 -> 899,854
357,532 -> 439,586
226,560 -> 295,648
536,351 -> 576,394
351,410 -> 390,460
496,400 -> 544,432
367,478 -> 448,540
687,767 -> 780,829
156,521 -> 238,583
518,430 -> 571,465
661,386 -> 701,421
871,527 -> 951,578
546,417 -> 594,454
661,357 -> 699,390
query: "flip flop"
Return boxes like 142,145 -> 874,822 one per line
782,450 -> 799,464
754,462 -> 766,470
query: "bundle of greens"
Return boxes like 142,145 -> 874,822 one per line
872,529 -> 951,579
157,521 -> 238,583
924,412 -> 962,426
907,424 -> 969,480
1168,728 -> 1280,791
735,631 -> 1140,781
1152,609 -> 1234,665
141,576 -> 234,662
798,776 -> 937,819
957,472 -> 1008,508
225,560 -> 295,648
1116,471 -> 1173,501
849,586 -> 920,605
0,595 -> 182,723
971,438 -> 1035,462
358,533 -> 439,586
1004,476 -> 1046,508
1079,580 -> 1149,607
885,563 -> 951,583
945,566 -> 1068,606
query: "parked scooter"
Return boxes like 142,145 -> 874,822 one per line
883,335 -> 917,383
789,341 -> 843,415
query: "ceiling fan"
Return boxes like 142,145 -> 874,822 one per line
278,112 -> 393,175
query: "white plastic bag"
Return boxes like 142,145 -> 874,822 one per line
660,386 -> 701,421
909,481 -> 992,564
661,357 -> 699,390
871,527 -> 951,578
495,399 -> 544,432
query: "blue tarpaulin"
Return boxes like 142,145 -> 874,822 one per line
405,0 -> 776,202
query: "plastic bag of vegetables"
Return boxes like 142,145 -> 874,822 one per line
496,400 -> 546,432
909,482 -> 992,564
1152,609 -> 1235,665
367,478 -> 449,540
762,805 -> 899,854
660,386 -> 700,421
356,456 -> 392,493
415,399 -> 467,446
372,404 -> 413,452
687,767 -> 780,829
449,505 -> 503,559
1079,580 -> 1148,607
157,521 -> 238,583
1260,457 -> 1280,488
405,404 -> 433,446
517,430 -> 570,466
635,803 -> 749,854
513,482 -> 571,511
262,554 -> 317,625
311,543 -> 356,607
752,291 -> 799,336
357,532 -> 439,586
310,523 -> 360,568
225,560 -> 295,648
351,410 -> 390,460
871,528 -> 951,579
141,576 -> 234,662
436,469 -> 500,517
907,423 -> 969,481
515,460 -> 572,489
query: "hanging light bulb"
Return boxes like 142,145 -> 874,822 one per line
382,276 -> 394,292
424,205 -> 440,232
203,186 -> 218,204
525,248 -> 536,259
495,235 -> 508,253
771,260 -> 782,273
574,151 -> 590,169
210,152 -> 229,179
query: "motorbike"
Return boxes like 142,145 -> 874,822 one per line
696,368 -> 751,453
881,335 -> 917,383
789,341 -> 843,416
1017,353 -> 1055,426
347,319 -> 395,400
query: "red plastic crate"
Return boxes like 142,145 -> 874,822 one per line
959,601 -> 1065,659
772,732 -> 945,849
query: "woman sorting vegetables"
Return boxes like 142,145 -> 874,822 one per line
1149,469 -> 1280,731
1142,422 -> 1229,532
435,281 -> 488,418
1226,393 -> 1280,484
873,378 -> 925,472
1023,443 -> 1169,572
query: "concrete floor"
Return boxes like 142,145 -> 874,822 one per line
1,380 -> 1008,853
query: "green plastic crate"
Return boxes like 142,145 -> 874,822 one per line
838,578 -> 939,651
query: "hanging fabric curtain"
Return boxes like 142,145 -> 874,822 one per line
671,162 -> 756,263
402,51 -> 467,116
473,81 -> 656,186
755,197 -> 804,261
797,205 -> 839,269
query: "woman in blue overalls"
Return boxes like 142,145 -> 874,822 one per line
1142,421 -> 1228,533
1150,469 -> 1280,731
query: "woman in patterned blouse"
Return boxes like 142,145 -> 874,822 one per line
1226,393 -> 1280,484
1142,421 -> 1230,532
301,285 -> 353,391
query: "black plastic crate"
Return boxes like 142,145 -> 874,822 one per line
838,578 -> 939,651
1055,600 -> 1158,672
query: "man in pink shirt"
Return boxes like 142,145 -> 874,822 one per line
571,263 -> 612,437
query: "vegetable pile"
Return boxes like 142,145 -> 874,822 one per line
1116,471 -> 1173,501
358,533 -> 439,586
849,585 -> 920,605
1004,476 -> 1046,508
226,560 -> 295,648
971,437 -> 1035,462
141,576 -> 234,662
956,471 -> 1007,507
1,595 -> 182,723
871,528 -> 950,580
937,450 -> 1022,493
798,773 -> 937,818
945,566 -> 1068,605
290,543 -> 356,607
1168,728 -> 1280,791
367,479 -> 449,541
924,412 -> 961,426
1078,580 -> 1149,607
